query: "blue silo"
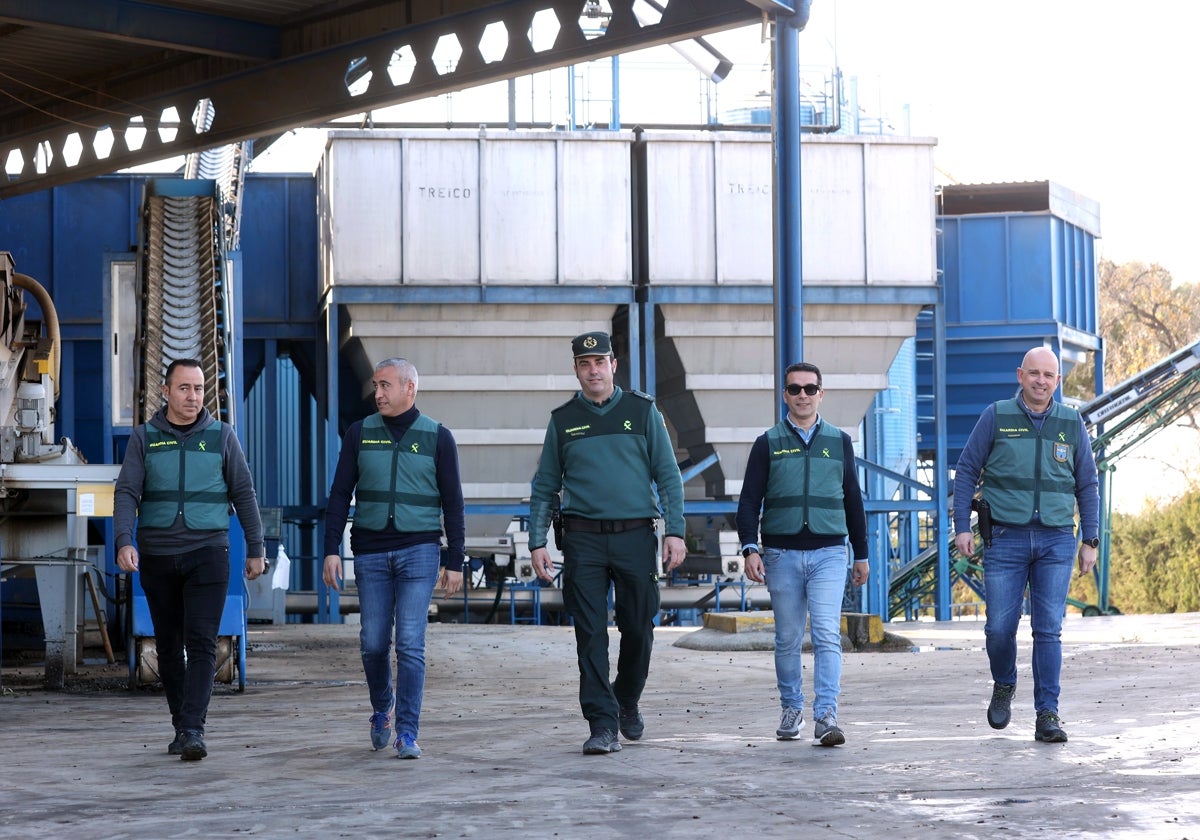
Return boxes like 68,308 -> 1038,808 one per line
917,181 -> 1102,466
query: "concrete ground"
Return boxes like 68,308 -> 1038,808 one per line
2,612 -> 1199,839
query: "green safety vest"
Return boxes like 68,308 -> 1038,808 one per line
139,425 -> 230,530
760,421 -> 848,536
983,398 -> 1080,527
354,413 -> 443,532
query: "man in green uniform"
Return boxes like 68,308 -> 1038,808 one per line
529,331 -> 686,755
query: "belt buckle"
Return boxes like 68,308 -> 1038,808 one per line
601,519 -> 616,534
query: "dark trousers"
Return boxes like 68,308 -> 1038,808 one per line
138,546 -> 231,733
561,526 -> 660,731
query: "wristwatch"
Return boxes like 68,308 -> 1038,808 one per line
742,546 -> 758,558
1082,538 -> 1100,548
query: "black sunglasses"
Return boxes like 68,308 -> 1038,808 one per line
784,383 -> 821,396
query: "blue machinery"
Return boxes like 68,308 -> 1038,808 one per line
301,6 -> 1161,628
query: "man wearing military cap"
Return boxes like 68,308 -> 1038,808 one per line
572,331 -> 609,356
529,331 -> 686,754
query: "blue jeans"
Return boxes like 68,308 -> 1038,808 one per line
983,524 -> 1077,714
354,544 -> 441,738
138,546 -> 231,734
763,546 -> 848,720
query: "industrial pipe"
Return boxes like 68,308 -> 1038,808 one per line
285,585 -> 771,617
13,272 -> 61,401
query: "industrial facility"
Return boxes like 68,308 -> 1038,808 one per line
3,0 -> 1199,692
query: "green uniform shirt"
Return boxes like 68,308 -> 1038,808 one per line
528,387 -> 684,549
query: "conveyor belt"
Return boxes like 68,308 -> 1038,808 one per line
139,191 -> 227,422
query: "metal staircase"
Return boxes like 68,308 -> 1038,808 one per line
1081,338 -> 1200,612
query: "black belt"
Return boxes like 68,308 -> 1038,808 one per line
562,516 -> 654,534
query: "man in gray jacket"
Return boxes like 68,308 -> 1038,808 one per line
115,358 -> 265,761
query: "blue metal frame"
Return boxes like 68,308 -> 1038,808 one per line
931,289 -> 951,620
774,13 -> 804,401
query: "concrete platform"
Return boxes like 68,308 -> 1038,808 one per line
3,612 -> 1200,839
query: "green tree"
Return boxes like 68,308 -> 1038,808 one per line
1063,261 -> 1200,614
1097,489 -> 1200,613
1065,260 -> 1200,402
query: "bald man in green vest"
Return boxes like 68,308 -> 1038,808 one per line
953,346 -> 1100,743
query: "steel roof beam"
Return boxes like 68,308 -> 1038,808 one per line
0,0 -> 760,200
0,0 -> 280,61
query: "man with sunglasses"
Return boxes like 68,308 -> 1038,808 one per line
953,346 -> 1099,744
528,331 -> 686,755
736,362 -> 869,746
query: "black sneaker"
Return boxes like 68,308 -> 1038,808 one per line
582,728 -> 622,755
168,730 -> 186,756
987,682 -> 1016,730
1035,711 -> 1068,743
180,730 -> 208,761
618,706 -> 644,741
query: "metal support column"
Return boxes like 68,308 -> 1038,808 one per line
32,561 -> 85,688
772,4 -> 809,416
1092,339 -> 1110,612
638,299 -> 653,394
610,56 -> 621,130
932,292 -> 952,620
318,295 -> 341,624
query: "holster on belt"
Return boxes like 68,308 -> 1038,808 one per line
551,496 -> 563,550
970,498 -> 993,548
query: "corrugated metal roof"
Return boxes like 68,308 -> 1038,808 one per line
165,1 -> 327,21
940,181 -> 1101,236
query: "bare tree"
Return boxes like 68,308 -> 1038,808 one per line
1069,260 -> 1200,429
